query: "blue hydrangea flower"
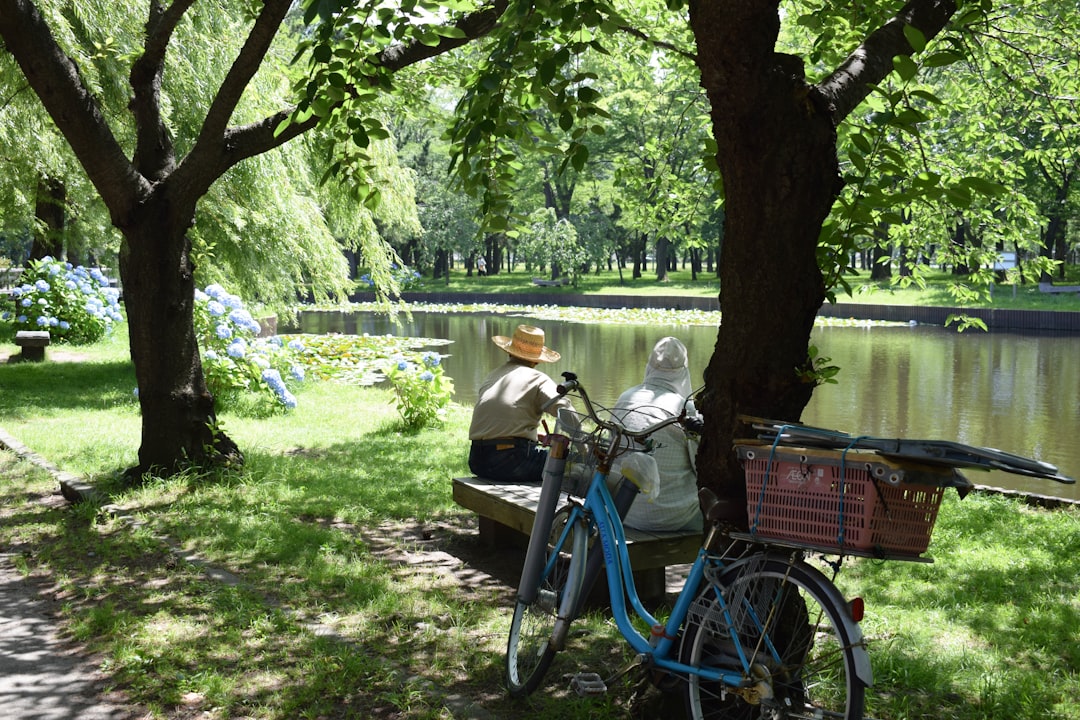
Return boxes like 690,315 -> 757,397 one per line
58,320 -> 70,330
20,298 -> 31,307
226,339 -> 247,359
287,339 -> 305,352
422,352 -> 441,367
215,323 -> 232,340
420,371 -> 435,382
36,316 -> 49,326
16,315 -> 27,323
289,365 -> 306,381
207,300 -> 226,317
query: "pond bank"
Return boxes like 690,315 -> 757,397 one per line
358,291 -> 1080,333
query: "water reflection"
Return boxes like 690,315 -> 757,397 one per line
287,310 -> 1079,500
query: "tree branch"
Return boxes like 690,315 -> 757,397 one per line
220,0 -> 510,170
375,0 -> 509,72
816,0 -> 958,124
129,0 -> 197,180
174,0 -> 292,190
0,0 -> 148,224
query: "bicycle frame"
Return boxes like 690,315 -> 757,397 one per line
566,466 -> 746,687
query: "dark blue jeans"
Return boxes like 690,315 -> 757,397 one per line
469,438 -> 548,484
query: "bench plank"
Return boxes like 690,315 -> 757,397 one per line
452,477 -> 700,571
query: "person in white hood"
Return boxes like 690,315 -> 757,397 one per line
613,336 -> 704,532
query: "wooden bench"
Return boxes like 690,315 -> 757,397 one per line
14,330 -> 50,362
452,476 -> 700,605
530,277 -> 570,287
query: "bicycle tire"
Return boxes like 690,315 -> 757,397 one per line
506,504 -> 588,696
680,555 -> 866,719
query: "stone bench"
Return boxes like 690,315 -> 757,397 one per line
452,476 -> 700,605
14,330 -> 50,362
530,277 -> 570,287
1038,282 -> 1080,294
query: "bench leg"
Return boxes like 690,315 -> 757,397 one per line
477,516 -> 528,551
16,346 -> 46,362
633,568 -> 669,608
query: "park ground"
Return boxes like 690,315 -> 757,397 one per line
1,272 -> 1079,719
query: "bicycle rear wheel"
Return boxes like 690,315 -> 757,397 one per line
505,505 -> 589,696
680,555 -> 866,719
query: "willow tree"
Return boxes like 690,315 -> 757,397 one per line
0,0 -> 468,476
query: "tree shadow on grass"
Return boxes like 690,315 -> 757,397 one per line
0,359 -> 136,415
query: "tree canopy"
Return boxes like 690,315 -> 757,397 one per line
2,0 -> 1078,504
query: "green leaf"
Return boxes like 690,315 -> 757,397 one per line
570,143 -> 589,172
850,132 -> 872,154
923,51 -> 964,68
539,58 -> 557,85
903,24 -> 926,52
893,55 -> 919,82
958,176 -> 1006,196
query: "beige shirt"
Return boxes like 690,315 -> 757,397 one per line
468,360 -> 572,442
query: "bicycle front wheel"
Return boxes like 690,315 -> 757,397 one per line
505,504 -> 589,696
681,555 -> 866,719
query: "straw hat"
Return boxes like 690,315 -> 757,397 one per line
492,324 -> 561,363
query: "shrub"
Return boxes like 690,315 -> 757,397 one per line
193,284 -> 306,414
385,351 -> 453,430
2,256 -> 123,344
357,263 -> 423,292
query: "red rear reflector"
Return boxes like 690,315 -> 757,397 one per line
849,597 -> 865,623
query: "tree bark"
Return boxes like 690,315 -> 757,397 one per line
30,175 -> 65,260
121,190 -> 241,475
688,0 -> 957,526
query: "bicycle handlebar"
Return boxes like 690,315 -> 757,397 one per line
554,371 -> 689,444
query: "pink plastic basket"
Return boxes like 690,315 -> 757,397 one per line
737,445 -> 947,557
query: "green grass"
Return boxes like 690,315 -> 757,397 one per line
1,302 -> 1079,718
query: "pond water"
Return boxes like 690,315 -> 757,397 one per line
287,310 -> 1079,501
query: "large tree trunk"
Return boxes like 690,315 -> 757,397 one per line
687,0 -> 958,528
120,191 -> 241,477
689,4 -> 847,526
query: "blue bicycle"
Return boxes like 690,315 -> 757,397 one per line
505,372 -> 872,719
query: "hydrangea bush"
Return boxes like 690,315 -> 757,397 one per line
193,284 -> 306,414
385,351 -> 453,430
2,256 -> 123,344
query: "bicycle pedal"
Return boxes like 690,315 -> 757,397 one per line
568,672 -> 608,696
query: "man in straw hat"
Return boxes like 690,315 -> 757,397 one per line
468,324 -> 574,483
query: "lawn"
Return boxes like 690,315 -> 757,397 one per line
1,324 -> 1078,719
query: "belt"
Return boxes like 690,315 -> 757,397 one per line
473,437 -> 530,449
